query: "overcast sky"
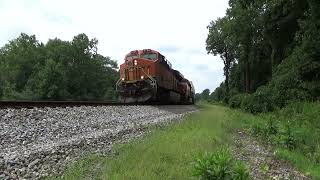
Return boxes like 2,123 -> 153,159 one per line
0,0 -> 229,93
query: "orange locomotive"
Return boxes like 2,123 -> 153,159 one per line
116,49 -> 195,104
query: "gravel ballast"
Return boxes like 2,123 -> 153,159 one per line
232,130 -> 310,180
0,105 -> 197,179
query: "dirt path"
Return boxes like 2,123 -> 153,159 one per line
232,130 -> 310,180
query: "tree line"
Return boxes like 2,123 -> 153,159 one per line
0,33 -> 119,101
205,0 -> 320,113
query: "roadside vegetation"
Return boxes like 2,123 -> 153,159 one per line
59,104 -> 249,179
194,148 -> 250,180
233,101 -> 320,179
195,0 -> 320,178
59,102 -> 320,179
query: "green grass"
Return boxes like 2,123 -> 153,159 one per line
228,102 -> 320,179
275,148 -> 320,178
57,102 -> 320,179
58,104 -> 239,180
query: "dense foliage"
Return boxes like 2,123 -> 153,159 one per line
195,89 -> 211,102
0,33 -> 118,101
206,0 -> 320,113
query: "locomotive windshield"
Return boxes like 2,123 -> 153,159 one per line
126,55 -> 139,61
142,53 -> 157,60
125,53 -> 157,61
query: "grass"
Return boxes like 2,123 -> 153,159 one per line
58,104 -> 239,180
228,102 -> 320,179
57,102 -> 320,179
275,148 -> 320,178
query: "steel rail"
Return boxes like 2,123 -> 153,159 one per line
0,101 -> 127,109
0,101 -> 178,109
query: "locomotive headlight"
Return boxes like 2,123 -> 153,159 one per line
141,75 -> 144,79
134,60 -> 137,66
121,77 -> 125,81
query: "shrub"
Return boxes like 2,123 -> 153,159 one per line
248,102 -> 320,165
193,148 -> 250,180
229,94 -> 247,109
314,145 -> 320,164
266,116 -> 278,135
250,121 -> 265,137
233,161 -> 250,180
227,54 -> 317,114
249,115 -> 279,144
239,86 -> 275,114
281,124 -> 297,150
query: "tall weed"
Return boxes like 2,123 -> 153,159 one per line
193,148 -> 250,180
248,102 -> 320,164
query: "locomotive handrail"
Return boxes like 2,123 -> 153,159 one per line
115,78 -> 122,91
139,66 -> 157,89
115,65 -> 157,92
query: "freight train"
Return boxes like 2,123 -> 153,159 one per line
116,49 -> 195,104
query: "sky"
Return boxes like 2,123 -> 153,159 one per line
0,0 -> 229,93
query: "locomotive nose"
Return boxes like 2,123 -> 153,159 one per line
125,59 -> 144,81
126,59 -> 140,67
126,59 -> 134,66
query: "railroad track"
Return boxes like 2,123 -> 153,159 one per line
0,101 -> 184,108
0,101 -> 128,108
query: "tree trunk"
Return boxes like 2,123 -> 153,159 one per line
242,45 -> 251,93
224,48 -> 230,103
225,66 -> 229,99
270,42 -> 285,74
243,69 -> 246,92
245,61 -> 251,93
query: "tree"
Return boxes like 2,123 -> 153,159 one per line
0,33 -> 119,101
0,33 -> 45,99
210,82 -> 226,102
208,0 -> 319,110
195,93 -> 201,102
206,17 -> 236,102
263,0 -> 308,70
201,89 -> 211,101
